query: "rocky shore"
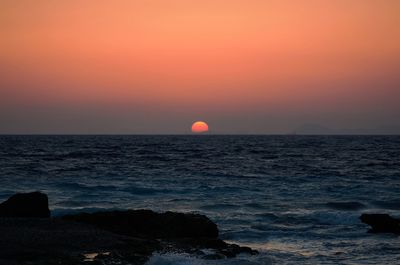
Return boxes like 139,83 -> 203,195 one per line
0,192 -> 257,265
2,192 -> 398,264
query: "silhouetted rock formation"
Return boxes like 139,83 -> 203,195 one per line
63,210 -> 257,259
360,213 -> 400,234
0,192 -> 50,218
0,218 -> 159,265
62,210 -> 218,238
165,237 -> 258,258
0,192 -> 257,264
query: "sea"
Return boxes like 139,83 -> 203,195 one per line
0,135 -> 399,264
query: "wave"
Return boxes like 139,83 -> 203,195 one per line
51,207 -> 122,217
371,199 -> 400,210
254,212 -> 279,221
58,151 -> 96,159
55,182 -> 175,195
244,203 -> 267,209
55,182 -> 120,191
146,252 -> 272,265
253,211 -> 361,227
325,201 -> 366,211
311,211 -> 360,225
199,203 -> 240,211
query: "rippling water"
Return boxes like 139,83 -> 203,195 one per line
1,135 -> 399,264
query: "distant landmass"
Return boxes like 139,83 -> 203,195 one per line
291,124 -> 336,135
291,124 -> 400,135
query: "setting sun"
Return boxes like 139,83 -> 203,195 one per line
191,121 -> 209,133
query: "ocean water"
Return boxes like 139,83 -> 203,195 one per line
0,135 -> 399,264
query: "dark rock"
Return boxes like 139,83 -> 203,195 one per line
360,213 -> 400,234
0,192 -> 50,218
0,218 -> 159,265
220,243 -> 259,258
63,209 -> 219,238
162,237 -> 259,258
0,192 -> 258,263
63,210 -> 258,258
203,253 -> 226,260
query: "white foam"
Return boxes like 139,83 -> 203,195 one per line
312,211 -> 359,225
145,252 -> 272,265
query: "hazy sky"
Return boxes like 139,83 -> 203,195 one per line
1,0 -> 399,134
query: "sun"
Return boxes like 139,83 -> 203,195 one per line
191,121 -> 209,133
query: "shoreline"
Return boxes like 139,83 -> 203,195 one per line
1,190 -> 399,264
0,192 -> 258,265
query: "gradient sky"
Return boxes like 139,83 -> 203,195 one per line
1,0 -> 399,134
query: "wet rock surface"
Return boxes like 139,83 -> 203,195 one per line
360,213 -> 400,234
0,218 -> 159,265
0,192 -> 258,264
160,237 -> 259,259
63,210 -> 258,260
62,209 -> 219,239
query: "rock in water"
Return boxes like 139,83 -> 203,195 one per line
0,192 -> 50,218
63,209 -> 219,238
360,213 -> 400,234
0,192 -> 257,262
63,210 -> 257,259
0,218 -> 159,265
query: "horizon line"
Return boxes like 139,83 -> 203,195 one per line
0,133 -> 399,136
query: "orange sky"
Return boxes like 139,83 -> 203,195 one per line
1,0 -> 399,133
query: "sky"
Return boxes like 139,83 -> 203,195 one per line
1,0 -> 399,134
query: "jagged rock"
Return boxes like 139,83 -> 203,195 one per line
0,192 -> 50,218
165,237 -> 259,259
63,210 -> 257,258
62,209 -> 219,238
0,193 -> 258,264
360,213 -> 400,234
0,218 -> 159,265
